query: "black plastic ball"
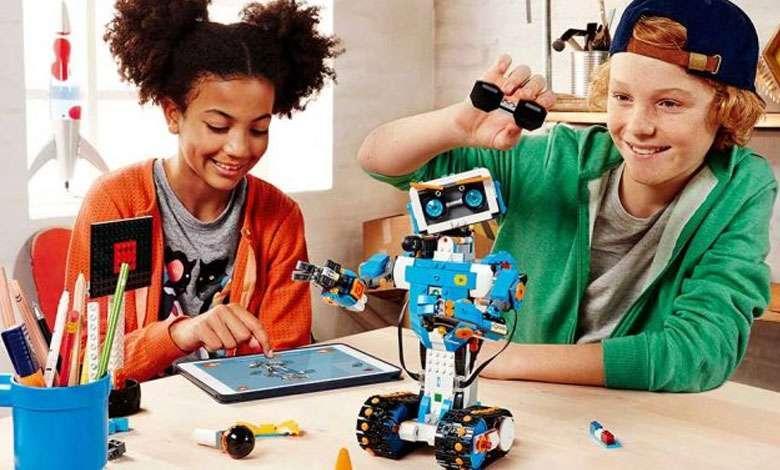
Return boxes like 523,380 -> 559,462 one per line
223,424 -> 255,459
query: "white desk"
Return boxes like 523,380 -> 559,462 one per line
2,327 -> 780,469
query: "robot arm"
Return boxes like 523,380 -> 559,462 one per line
292,253 -> 397,312
292,260 -> 368,311
479,251 -> 527,321
357,253 -> 395,289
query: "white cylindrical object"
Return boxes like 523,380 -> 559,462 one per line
192,428 -> 222,448
571,51 -> 609,98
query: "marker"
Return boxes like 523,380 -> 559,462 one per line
1,324 -> 45,387
589,420 -> 621,448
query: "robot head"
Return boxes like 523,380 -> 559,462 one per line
407,168 -> 506,235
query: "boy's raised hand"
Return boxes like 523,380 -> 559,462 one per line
170,303 -> 273,356
457,54 -> 556,150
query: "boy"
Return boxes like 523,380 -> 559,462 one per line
357,0 -> 775,392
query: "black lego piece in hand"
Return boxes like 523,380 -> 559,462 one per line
469,80 -> 547,131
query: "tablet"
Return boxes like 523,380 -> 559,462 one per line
176,343 -> 402,403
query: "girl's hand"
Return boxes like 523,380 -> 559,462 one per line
454,54 -> 556,150
170,303 -> 273,355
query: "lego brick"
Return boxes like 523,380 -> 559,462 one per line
89,217 -> 152,298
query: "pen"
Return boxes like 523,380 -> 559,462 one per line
44,290 -> 69,387
1,324 -> 45,387
32,301 -> 52,346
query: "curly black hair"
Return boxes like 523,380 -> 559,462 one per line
104,0 -> 342,117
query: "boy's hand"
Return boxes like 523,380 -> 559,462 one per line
455,54 -> 556,150
170,303 -> 273,355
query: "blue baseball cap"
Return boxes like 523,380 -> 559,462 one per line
609,0 -> 759,92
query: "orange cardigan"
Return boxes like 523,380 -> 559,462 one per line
65,159 -> 312,382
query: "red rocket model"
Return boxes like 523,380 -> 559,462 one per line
28,0 -> 108,191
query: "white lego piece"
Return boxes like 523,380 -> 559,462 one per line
469,263 -> 494,298
393,256 -> 414,290
498,416 -> 515,452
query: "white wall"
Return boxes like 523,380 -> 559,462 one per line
300,0 -> 433,339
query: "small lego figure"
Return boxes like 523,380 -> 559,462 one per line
295,168 -> 527,469
193,424 -> 255,459
589,421 -> 621,449
107,439 -> 126,461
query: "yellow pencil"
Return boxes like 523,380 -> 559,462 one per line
67,273 -> 86,386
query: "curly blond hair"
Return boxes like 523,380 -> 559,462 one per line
587,16 -> 765,150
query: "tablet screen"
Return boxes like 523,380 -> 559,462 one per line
177,343 -> 401,401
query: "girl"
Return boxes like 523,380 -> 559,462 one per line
65,0 -> 341,382
357,0 -> 775,392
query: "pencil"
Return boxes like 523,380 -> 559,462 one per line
0,267 -> 17,329
44,290 -> 70,387
56,309 -> 80,387
67,273 -> 86,386
97,263 -> 129,379
9,280 -> 49,370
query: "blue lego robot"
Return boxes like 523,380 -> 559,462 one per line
293,168 -> 527,469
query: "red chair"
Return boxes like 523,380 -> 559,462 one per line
30,227 -> 72,329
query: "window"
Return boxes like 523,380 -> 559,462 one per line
23,0 -> 333,220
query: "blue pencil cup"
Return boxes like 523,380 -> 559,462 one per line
0,374 -> 110,470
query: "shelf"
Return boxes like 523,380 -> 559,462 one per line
545,111 -> 780,128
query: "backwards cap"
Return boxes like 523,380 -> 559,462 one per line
609,0 -> 759,91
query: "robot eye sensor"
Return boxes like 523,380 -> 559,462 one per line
408,168 -> 504,235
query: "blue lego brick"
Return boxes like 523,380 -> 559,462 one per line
359,253 -> 391,279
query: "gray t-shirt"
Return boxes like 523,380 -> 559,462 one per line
576,164 -> 675,343
153,159 -> 247,320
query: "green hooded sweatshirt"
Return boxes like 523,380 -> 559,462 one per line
370,124 -> 776,392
